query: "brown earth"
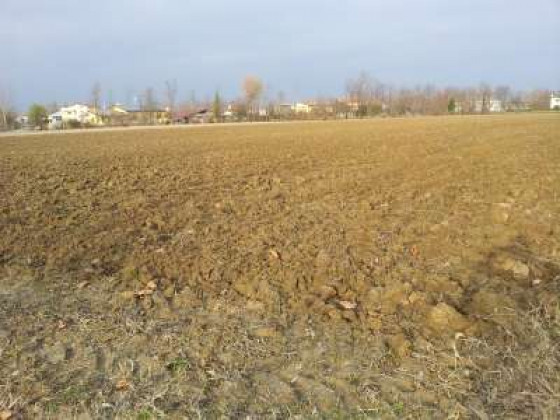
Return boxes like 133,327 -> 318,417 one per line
1,114 -> 559,418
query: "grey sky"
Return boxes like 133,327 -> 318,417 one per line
2,0 -> 559,110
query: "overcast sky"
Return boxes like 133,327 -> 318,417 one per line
2,0 -> 559,110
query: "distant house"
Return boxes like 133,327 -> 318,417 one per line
222,104 -> 236,121
48,104 -> 103,129
474,99 -> 503,113
106,104 -> 130,126
292,103 -> 311,114
551,92 -> 560,110
107,105 -> 170,125
172,110 -> 190,124
187,108 -> 212,124
48,112 -> 64,130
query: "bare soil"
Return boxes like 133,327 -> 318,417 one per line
1,114 -> 559,419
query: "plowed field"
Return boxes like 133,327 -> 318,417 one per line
1,114 -> 559,418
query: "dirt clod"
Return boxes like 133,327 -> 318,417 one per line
425,303 -> 471,336
387,333 -> 412,358
0,411 -> 13,420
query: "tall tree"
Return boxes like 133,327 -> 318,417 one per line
346,72 -> 379,117
478,83 -> 492,114
242,75 -> 263,120
141,87 -> 158,124
165,79 -> 178,119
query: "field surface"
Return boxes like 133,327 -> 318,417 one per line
1,114 -> 559,418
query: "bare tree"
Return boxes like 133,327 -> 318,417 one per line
242,75 -> 263,120
494,85 -> 511,110
525,89 -> 550,110
478,83 -> 492,114
383,84 -> 396,115
165,79 -> 178,119
146,88 -> 158,110
0,84 -> 15,130
345,72 -> 386,117
140,87 -> 158,124
346,72 -> 374,117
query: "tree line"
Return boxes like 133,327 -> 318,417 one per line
0,74 -> 556,130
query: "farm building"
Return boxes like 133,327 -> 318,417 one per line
187,108 -> 213,124
106,105 -> 170,126
125,109 -> 170,125
550,92 -> 560,110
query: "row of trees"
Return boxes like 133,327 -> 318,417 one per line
1,75 -> 557,130
342,73 -> 552,117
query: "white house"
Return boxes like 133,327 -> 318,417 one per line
258,107 -> 268,117
47,112 -> 64,130
292,103 -> 311,114
550,92 -> 560,110
474,99 -> 503,113
48,104 -> 103,129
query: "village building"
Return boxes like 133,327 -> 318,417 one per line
292,103 -> 312,114
106,104 -> 171,126
48,104 -> 103,129
473,99 -> 503,113
550,92 -> 560,110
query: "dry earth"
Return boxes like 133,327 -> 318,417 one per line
1,114 -> 559,419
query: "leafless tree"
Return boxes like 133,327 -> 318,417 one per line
525,89 -> 550,110
165,79 -> 178,118
478,83 -> 492,114
145,88 -> 158,110
383,84 -> 396,115
0,84 -> 15,130
242,75 -> 263,120
494,85 -> 511,110
508,90 -> 526,111
346,72 -> 374,117
140,87 -> 158,124
345,72 -> 387,117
